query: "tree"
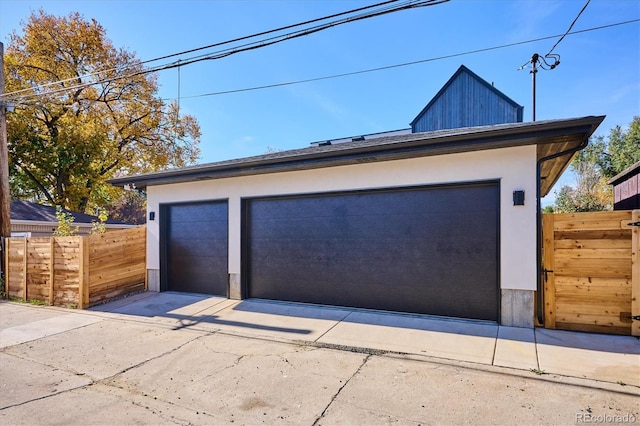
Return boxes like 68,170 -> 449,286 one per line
5,10 -> 200,212
574,116 -> 640,180
552,117 -> 639,212
553,161 -> 611,213
107,190 -> 147,225
52,206 -> 79,236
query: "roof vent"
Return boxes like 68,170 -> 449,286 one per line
352,136 -> 365,141
318,141 -> 332,146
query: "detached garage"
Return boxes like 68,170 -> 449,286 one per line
110,116 -> 604,328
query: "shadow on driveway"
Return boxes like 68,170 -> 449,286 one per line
89,291 -> 640,355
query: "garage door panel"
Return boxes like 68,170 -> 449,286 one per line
246,183 -> 499,321
163,201 -> 228,296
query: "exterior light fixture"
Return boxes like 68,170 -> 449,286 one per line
513,190 -> 525,206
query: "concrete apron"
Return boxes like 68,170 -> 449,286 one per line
2,292 -> 639,387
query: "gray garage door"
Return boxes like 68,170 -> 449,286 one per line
244,182 -> 499,321
161,200 -> 228,295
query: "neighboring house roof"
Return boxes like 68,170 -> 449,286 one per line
410,65 -> 524,131
607,160 -> 640,210
607,160 -> 640,185
109,116 -> 604,197
10,200 -> 129,225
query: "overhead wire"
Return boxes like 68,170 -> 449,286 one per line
546,0 -> 591,56
142,0 -> 448,70
3,0 -> 448,103
6,17 -> 637,105
140,0 -> 401,64
165,19 -> 638,100
517,0 -> 591,71
2,0 -> 411,99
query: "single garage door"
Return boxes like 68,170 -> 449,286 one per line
161,200 -> 228,295
244,182 -> 499,321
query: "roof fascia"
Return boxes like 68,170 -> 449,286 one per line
110,117 -> 604,189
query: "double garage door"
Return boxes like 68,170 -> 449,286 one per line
163,182 -> 499,321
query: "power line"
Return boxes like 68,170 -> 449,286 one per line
518,0 -> 592,121
140,0 -> 401,64
3,0 -> 448,103
546,0 -> 590,56
3,2 -> 402,99
2,0 -> 415,99
172,19 -> 639,101
7,16 -> 637,106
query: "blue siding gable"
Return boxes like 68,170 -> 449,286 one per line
411,65 -> 523,133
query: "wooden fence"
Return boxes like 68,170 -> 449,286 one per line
4,226 -> 146,308
542,210 -> 639,336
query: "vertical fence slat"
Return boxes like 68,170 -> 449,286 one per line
144,231 -> 148,291
83,237 -> 89,307
78,237 -> 87,309
22,238 -> 27,300
542,214 -> 556,329
49,238 -> 54,305
4,238 -> 8,297
632,209 -> 639,337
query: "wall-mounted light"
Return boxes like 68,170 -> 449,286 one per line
513,190 -> 525,206
149,211 -> 155,221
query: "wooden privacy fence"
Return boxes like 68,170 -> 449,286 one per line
4,226 -> 146,308
542,210 -> 639,336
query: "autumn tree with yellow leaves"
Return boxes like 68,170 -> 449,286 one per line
552,117 -> 640,213
5,10 -> 201,212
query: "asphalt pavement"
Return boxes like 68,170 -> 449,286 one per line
0,292 -> 638,425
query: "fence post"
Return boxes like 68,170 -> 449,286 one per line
144,228 -> 148,291
542,214 -> 556,329
3,238 -> 8,297
22,238 -> 28,300
49,237 -> 55,305
78,236 -> 88,309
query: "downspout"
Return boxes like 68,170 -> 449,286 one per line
536,137 -> 589,325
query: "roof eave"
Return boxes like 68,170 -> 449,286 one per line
109,116 -> 604,191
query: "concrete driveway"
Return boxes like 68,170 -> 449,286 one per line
1,292 -> 638,425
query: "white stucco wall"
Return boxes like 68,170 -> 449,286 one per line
146,144 -> 538,292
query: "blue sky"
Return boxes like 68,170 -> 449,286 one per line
1,0 -> 639,205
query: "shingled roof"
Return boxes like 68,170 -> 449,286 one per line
109,116 -> 605,197
10,200 -> 128,225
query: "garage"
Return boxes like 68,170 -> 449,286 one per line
243,182 -> 499,321
109,116 -> 605,327
160,200 -> 228,295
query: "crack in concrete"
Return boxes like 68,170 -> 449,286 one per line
0,382 -> 94,411
100,332 -> 211,382
533,329 -> 541,371
89,382 -> 215,426
312,353 -> 371,426
1,332 -> 210,412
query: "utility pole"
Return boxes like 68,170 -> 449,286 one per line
1,42 -> 10,284
530,53 -> 538,122
518,53 -> 559,122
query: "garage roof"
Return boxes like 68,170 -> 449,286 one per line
109,116 -> 604,197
